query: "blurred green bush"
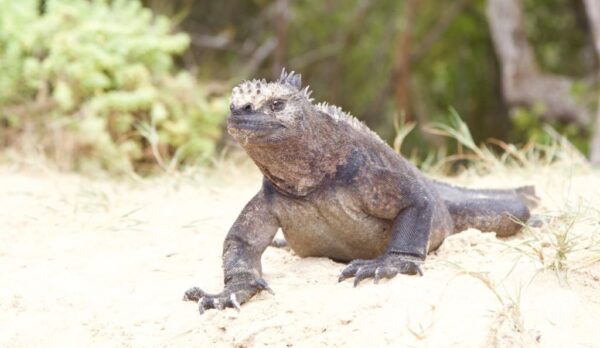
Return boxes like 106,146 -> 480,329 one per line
0,0 -> 228,172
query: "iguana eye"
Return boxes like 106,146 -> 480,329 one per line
270,99 -> 285,112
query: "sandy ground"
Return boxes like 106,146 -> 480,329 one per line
1,161 -> 600,348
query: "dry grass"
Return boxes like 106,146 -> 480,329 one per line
421,108 -> 589,177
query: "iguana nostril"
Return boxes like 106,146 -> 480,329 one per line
242,104 -> 252,112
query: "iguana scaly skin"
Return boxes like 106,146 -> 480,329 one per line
184,70 -> 537,313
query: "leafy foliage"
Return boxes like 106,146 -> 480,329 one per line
0,0 -> 228,172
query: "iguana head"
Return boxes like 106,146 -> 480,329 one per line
227,69 -> 313,146
227,69 -> 377,195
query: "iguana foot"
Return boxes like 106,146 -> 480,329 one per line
338,253 -> 423,287
183,278 -> 273,314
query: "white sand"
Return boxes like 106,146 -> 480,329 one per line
1,162 -> 599,347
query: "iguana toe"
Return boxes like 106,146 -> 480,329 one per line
338,258 -> 368,282
183,287 -> 206,301
196,293 -> 243,314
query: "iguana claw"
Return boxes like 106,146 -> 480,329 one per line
338,253 -> 423,287
254,278 -> 275,295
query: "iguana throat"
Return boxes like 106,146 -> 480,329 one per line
242,114 -> 351,196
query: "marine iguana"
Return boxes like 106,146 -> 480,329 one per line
184,70 -> 536,313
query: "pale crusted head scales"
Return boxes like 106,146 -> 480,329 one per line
229,68 -> 383,144
230,69 -> 313,110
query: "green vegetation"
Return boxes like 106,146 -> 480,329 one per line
0,0 -> 228,173
1,0 -> 599,173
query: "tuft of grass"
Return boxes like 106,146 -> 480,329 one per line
423,108 -> 503,174
412,108 -> 590,176
406,304 -> 437,341
392,112 -> 416,154
508,207 -> 600,282
426,108 -> 488,160
449,262 -> 526,334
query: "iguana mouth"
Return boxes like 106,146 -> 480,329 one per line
227,114 -> 285,131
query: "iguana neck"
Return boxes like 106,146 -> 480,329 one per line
244,116 -> 351,196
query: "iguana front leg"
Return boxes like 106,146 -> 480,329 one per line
184,190 -> 279,313
339,167 -> 434,286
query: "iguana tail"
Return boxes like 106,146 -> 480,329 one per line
432,181 -> 538,237
515,185 -> 539,210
